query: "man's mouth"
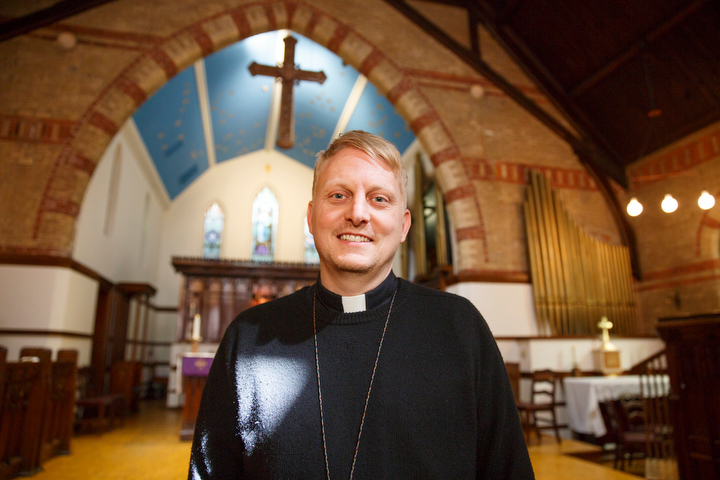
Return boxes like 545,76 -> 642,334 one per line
338,234 -> 371,242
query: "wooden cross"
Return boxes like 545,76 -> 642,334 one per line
249,35 -> 327,149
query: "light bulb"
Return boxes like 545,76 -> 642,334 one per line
698,191 -> 715,210
661,194 -> 678,213
626,198 -> 643,216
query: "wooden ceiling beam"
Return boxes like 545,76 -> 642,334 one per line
0,0 -> 117,43
468,8 -> 480,57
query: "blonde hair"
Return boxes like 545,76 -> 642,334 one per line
312,130 -> 408,205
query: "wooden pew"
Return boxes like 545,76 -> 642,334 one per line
18,347 -> 52,475
0,350 -> 46,478
44,350 -> 77,459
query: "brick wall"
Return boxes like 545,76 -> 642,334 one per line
2,0 -> 708,333
627,122 -> 720,331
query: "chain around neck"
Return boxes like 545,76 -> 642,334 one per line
312,287 -> 398,480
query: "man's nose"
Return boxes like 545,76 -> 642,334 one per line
347,196 -> 370,225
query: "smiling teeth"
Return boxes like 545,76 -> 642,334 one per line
340,234 -> 370,242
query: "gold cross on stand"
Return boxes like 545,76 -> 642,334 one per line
597,315 -> 613,346
249,35 -> 327,149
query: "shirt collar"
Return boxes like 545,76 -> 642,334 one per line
317,272 -> 398,313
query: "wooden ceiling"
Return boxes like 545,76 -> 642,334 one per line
388,0 -> 720,187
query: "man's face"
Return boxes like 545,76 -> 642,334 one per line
308,148 -> 411,291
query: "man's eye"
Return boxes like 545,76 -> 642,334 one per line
332,193 -> 344,199
373,196 -> 387,203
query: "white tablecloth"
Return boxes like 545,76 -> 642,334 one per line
563,375 -> 669,437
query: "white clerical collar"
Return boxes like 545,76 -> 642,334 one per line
316,272 -> 397,313
341,294 -> 367,313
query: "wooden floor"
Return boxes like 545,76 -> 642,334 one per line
35,400 -> 641,479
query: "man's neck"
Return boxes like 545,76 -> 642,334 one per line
318,265 -> 393,297
317,270 -> 397,313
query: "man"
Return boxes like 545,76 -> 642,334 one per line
189,131 -> 534,479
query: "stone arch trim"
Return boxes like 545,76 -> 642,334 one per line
35,0 -> 488,271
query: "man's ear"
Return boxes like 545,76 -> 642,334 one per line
307,201 -> 314,235
400,209 -> 411,242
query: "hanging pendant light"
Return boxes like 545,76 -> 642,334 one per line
698,191 -> 715,210
627,198 -> 643,216
661,194 -> 678,213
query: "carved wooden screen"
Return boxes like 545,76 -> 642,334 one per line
523,170 -> 638,336
172,257 -> 319,343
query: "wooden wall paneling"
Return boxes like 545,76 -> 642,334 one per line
176,276 -> 189,342
110,294 -> 129,365
0,347 -> 5,418
206,278 -> 222,343
657,315 -> 720,480
90,284 -> 117,397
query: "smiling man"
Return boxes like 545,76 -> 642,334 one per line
189,131 -> 534,479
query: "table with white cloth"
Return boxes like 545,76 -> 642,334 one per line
563,375 -> 669,437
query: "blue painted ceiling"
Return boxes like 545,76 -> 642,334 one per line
132,31 -> 416,200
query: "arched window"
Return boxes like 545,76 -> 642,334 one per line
304,218 -> 319,264
203,202 -> 224,258
251,187 -> 278,262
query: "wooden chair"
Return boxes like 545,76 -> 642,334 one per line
505,362 -> 521,403
517,369 -> 563,443
74,367 -> 125,434
611,396 -> 650,471
109,361 -> 141,416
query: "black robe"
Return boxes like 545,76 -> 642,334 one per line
189,277 -> 534,479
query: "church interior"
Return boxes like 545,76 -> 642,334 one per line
0,0 -> 719,478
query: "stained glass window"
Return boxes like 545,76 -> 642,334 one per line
203,202 -> 224,258
304,218 -> 319,264
251,187 -> 278,262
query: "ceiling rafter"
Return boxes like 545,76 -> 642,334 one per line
0,0 -> 117,43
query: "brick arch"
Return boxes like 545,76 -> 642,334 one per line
36,0 -> 488,271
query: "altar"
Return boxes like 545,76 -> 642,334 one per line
179,352 -> 214,440
564,375 -> 670,437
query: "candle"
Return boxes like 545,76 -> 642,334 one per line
192,313 -> 201,340
571,346 -> 577,365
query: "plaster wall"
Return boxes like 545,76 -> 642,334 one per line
0,265 -> 97,364
446,281 -> 538,337
73,123 -> 165,285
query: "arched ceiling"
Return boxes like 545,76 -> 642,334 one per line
131,30 -> 417,200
